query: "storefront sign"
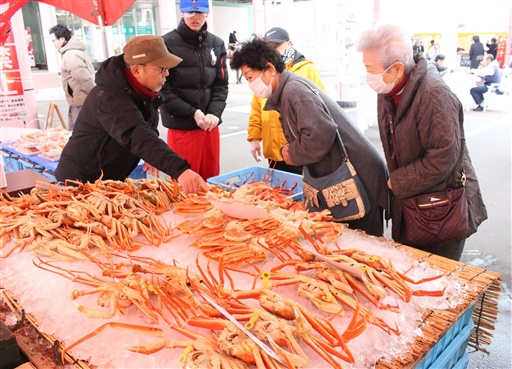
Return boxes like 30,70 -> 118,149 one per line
459,54 -> 471,67
496,35 -> 507,67
111,25 -> 135,35
136,26 -> 153,35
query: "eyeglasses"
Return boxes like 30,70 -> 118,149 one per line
140,64 -> 169,75
183,11 -> 205,18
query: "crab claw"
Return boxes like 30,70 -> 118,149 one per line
266,334 -> 310,368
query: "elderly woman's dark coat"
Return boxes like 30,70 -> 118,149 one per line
265,72 -> 390,237
376,55 -> 487,253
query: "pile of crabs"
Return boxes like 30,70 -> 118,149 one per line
0,177 -> 451,369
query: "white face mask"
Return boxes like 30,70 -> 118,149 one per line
366,64 -> 396,94
249,70 -> 274,98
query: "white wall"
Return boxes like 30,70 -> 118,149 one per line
212,6 -> 253,45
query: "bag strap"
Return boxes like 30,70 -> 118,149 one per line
295,79 -> 350,161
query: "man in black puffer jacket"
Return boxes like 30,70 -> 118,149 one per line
161,0 -> 229,181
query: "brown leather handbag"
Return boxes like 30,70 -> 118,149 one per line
399,182 -> 468,247
389,119 -> 469,247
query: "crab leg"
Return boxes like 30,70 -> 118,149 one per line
61,322 -> 163,362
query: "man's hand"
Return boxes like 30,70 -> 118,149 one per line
387,179 -> 392,190
194,110 -> 207,130
142,162 -> 160,177
177,169 -> 209,194
250,141 -> 261,162
281,145 -> 292,165
203,114 -> 219,131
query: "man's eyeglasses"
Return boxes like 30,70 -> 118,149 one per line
183,11 -> 205,18
140,64 -> 169,75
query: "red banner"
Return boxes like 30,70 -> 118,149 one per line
496,35 -> 507,68
37,0 -> 135,25
0,0 -> 29,44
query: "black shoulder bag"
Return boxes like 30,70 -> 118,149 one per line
289,80 -> 371,221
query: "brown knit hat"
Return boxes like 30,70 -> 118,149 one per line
123,35 -> 182,68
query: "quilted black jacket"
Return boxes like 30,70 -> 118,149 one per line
55,55 -> 190,183
377,55 -> 487,238
160,19 -> 229,130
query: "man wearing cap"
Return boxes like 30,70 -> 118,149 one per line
247,27 -> 326,174
55,35 -> 208,194
160,0 -> 229,181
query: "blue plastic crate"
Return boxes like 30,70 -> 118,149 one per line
430,320 -> 473,369
127,161 -> 147,180
452,351 -> 469,369
416,304 -> 475,369
1,151 -> 22,173
207,166 -> 303,201
18,158 -> 35,171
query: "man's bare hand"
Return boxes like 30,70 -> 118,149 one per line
142,162 -> 160,177
177,169 -> 209,194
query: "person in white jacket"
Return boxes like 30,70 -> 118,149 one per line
49,24 -> 96,130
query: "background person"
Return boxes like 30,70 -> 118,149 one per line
231,39 -> 390,237
160,0 -> 229,181
228,30 -> 238,51
486,37 -> 498,59
470,54 -> 502,111
247,27 -> 326,175
426,39 -> 439,60
469,35 -> 485,69
49,24 -> 95,131
412,40 -> 424,55
228,30 -> 242,83
356,24 -> 487,261
427,54 -> 453,77
55,35 -> 207,194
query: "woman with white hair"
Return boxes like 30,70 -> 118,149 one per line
356,24 -> 487,261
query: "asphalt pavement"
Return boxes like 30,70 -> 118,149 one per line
34,70 -> 511,369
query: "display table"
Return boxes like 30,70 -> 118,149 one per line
0,181 -> 502,369
2,170 -> 53,197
